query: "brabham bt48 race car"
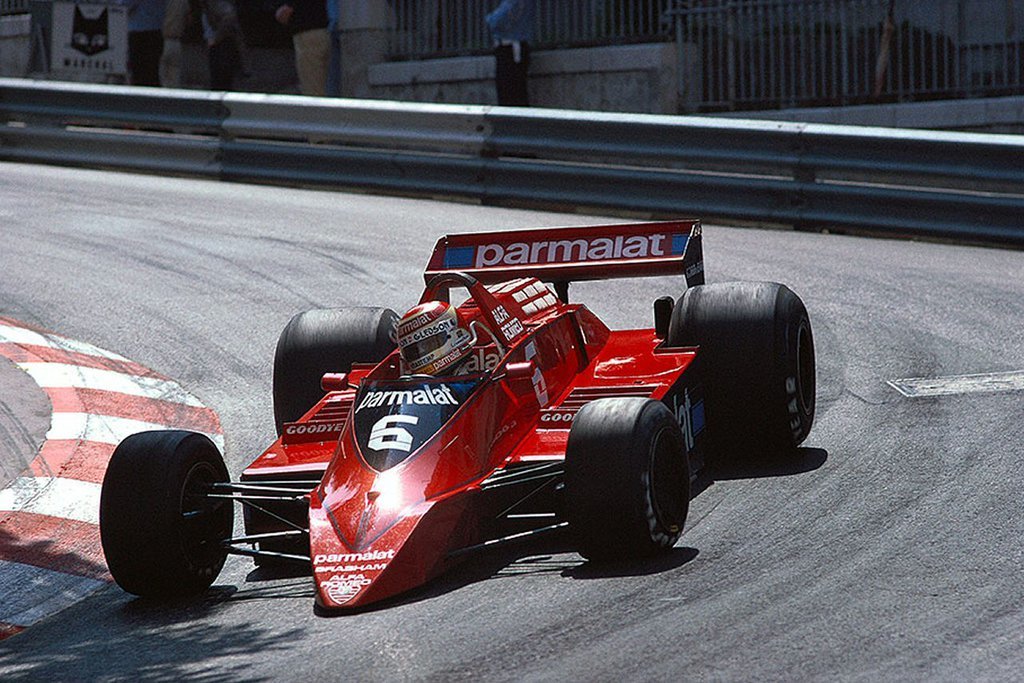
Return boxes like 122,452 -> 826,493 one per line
99,220 -> 816,611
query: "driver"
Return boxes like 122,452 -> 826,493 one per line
395,301 -> 477,376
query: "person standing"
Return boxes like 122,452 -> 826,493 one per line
486,0 -> 535,106
268,0 -> 330,96
159,0 -> 190,87
127,0 -> 166,86
200,0 -> 245,91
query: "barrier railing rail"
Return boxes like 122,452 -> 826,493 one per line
1,78 -> 1022,245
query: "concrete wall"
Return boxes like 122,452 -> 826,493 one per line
0,13 -> 29,78
369,42 -> 678,113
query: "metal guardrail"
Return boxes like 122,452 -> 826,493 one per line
1,78 -> 1022,245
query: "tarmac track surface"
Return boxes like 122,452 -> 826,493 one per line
0,163 -> 1023,681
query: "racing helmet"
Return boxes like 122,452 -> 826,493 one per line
396,301 -> 476,375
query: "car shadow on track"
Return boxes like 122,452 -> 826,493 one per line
314,530 -> 701,616
710,446 -> 829,481
229,447 -> 827,614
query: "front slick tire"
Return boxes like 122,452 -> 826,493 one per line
100,430 -> 232,598
565,398 -> 690,561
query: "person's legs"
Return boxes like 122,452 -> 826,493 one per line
292,28 -> 330,96
208,39 -> 241,91
494,42 -> 529,106
128,29 -> 163,86
159,38 -> 182,87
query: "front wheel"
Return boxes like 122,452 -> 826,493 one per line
99,430 -> 233,598
564,398 -> 690,561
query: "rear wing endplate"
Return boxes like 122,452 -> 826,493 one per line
424,220 -> 705,292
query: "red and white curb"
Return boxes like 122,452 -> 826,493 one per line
0,317 -> 223,639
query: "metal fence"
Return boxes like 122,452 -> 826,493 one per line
1,0 -> 29,16
672,0 -> 1024,111
387,0 -> 671,60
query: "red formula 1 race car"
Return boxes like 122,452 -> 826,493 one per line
99,220 -> 816,611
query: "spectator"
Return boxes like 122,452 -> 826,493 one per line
486,0 -> 535,106
200,0 -> 245,90
325,0 -> 340,95
159,0 -> 190,87
128,0 -> 166,86
268,0 -> 330,96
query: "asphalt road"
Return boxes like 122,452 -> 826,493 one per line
1,162 -> 1023,681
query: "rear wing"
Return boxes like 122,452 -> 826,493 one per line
424,220 -> 705,293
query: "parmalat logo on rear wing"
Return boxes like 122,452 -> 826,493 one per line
425,220 -> 704,288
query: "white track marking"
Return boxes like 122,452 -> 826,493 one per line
47,412 -> 225,450
888,370 -> 1024,397
0,318 -> 225,636
0,561 -> 107,627
18,363 -> 205,407
0,324 -> 130,361
0,477 -> 101,525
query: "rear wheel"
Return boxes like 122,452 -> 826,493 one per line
565,398 -> 690,561
667,281 -> 815,468
273,306 -> 397,434
99,430 -> 232,598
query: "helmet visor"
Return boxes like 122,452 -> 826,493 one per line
400,329 -> 450,364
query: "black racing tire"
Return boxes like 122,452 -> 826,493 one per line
99,430 -> 232,598
667,281 -> 815,468
272,307 -> 397,435
564,398 -> 690,561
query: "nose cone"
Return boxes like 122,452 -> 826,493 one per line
309,489 -> 478,610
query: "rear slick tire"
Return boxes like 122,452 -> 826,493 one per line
272,307 -> 397,434
667,281 -> 815,469
99,430 -> 232,598
565,398 -> 690,561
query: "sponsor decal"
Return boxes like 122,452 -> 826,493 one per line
461,348 -> 501,374
472,234 -> 678,269
52,2 -> 128,75
322,573 -> 373,605
356,384 -> 458,412
540,409 -> 576,425
367,414 -> 419,452
281,419 -> 347,445
314,550 -> 396,564
352,379 -> 482,471
315,562 -> 390,574
524,341 -> 549,406
491,305 -> 525,343
403,317 -> 456,343
285,422 -> 345,436
672,389 -> 706,452
489,418 -> 517,448
500,318 -> 525,342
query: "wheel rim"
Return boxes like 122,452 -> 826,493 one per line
796,318 -> 815,416
649,427 -> 687,532
180,461 -> 229,567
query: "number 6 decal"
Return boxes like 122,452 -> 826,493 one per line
368,415 -> 419,452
